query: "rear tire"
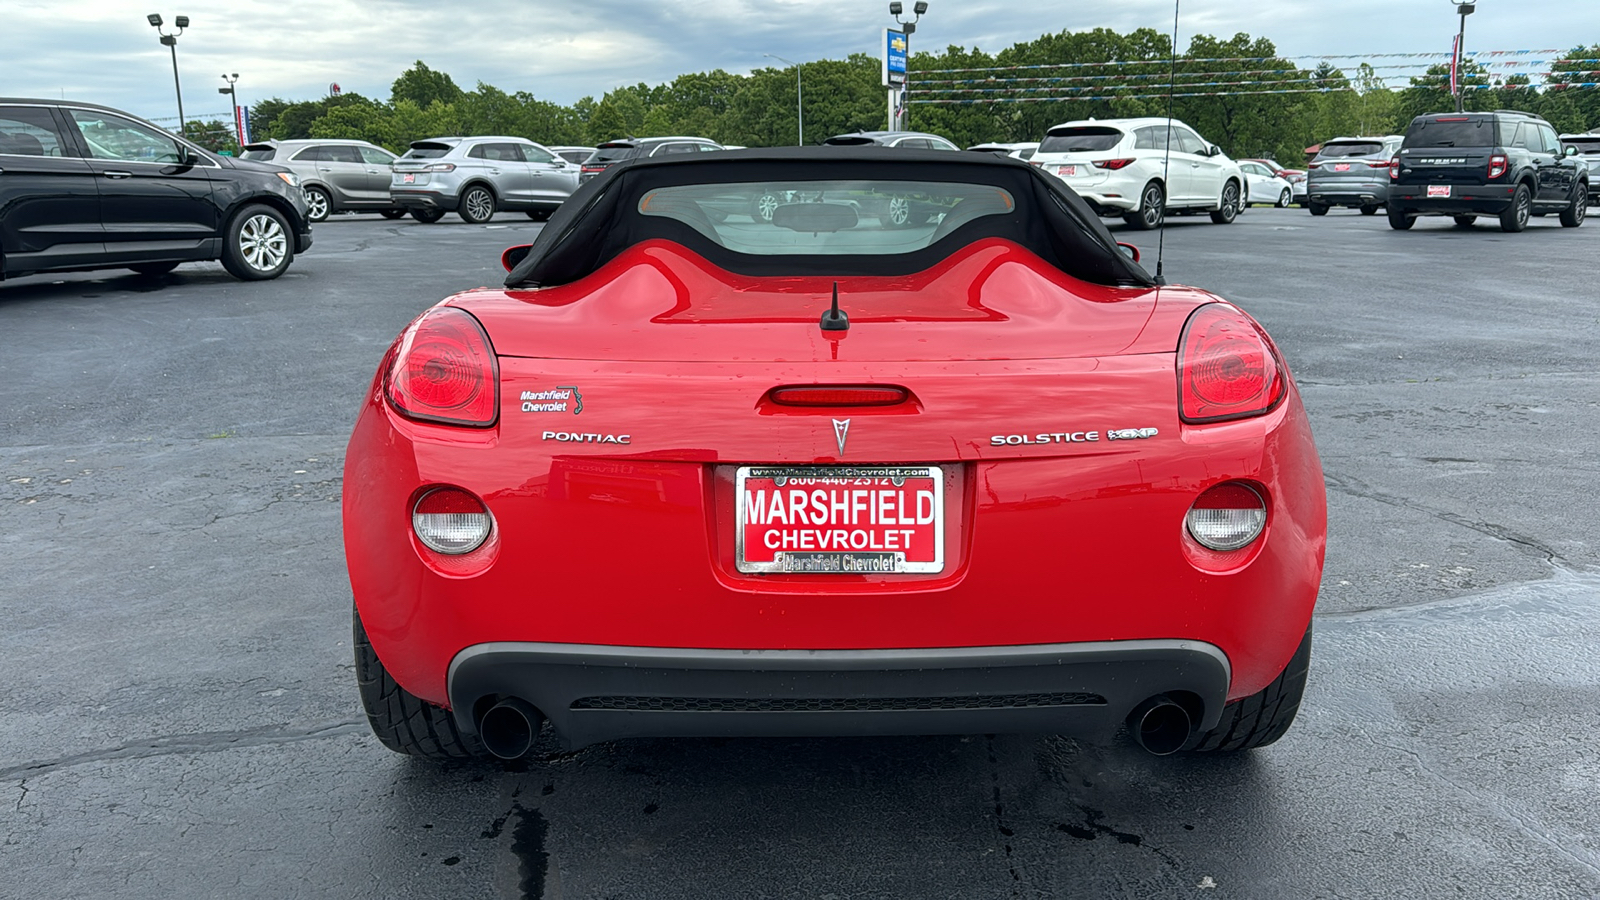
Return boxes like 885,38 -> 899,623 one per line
1560,185 -> 1588,227
354,606 -> 486,760
410,208 -> 446,224
1453,215 -> 1478,227
458,185 -> 496,224
1308,203 -> 1329,217
1387,207 -> 1416,230
1123,182 -> 1164,230
1188,626 -> 1311,753
1209,181 -> 1240,224
1276,188 -> 1292,208
1360,205 -> 1379,216
1499,183 -> 1531,232
525,209 -> 553,222
220,204 -> 293,280
303,186 -> 331,223
128,261 -> 179,276
379,209 -> 406,220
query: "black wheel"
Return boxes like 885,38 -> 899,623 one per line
128,261 -> 179,276
1209,181 -> 1240,224
1560,184 -> 1588,227
379,209 -> 406,220
354,606 -> 485,760
1499,183 -> 1531,232
1308,202 -> 1329,217
220,203 -> 293,280
1387,207 -> 1416,230
525,209 -> 553,222
458,185 -> 496,224
1453,215 -> 1478,228
751,189 -> 783,223
410,208 -> 446,224
1188,626 -> 1311,753
303,186 -> 331,223
1359,205 -> 1379,216
1276,188 -> 1292,208
1122,182 -> 1164,230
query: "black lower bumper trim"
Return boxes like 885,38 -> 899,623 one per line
447,640 -> 1231,749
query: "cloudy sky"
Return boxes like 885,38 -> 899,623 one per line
4,0 -> 1589,124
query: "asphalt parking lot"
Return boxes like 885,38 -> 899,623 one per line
3,206 -> 1598,899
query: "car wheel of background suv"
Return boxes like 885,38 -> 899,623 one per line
1123,182 -> 1164,230
1499,184 -> 1531,232
1360,205 -> 1380,216
220,204 -> 293,281
1308,202 -> 1329,216
380,209 -> 407,220
303,186 -> 332,223
1387,207 -> 1416,230
410,208 -> 446,224
1560,185 -> 1588,227
1209,181 -> 1240,224
459,185 -> 496,224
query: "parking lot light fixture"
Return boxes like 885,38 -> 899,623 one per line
1451,0 -> 1476,113
889,1 -> 928,129
148,13 -> 190,131
764,53 -> 804,146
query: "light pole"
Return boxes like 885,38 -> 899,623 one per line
764,54 -> 804,146
1451,0 -> 1475,113
147,13 -> 190,132
889,2 -> 928,130
219,73 -> 240,148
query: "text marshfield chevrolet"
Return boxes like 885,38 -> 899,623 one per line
342,148 -> 1326,762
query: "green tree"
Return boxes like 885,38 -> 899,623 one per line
587,89 -> 646,142
391,61 -> 465,108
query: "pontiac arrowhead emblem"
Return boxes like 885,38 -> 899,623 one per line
832,418 -> 851,456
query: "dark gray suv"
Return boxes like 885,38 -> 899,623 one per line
241,139 -> 403,222
1305,135 -> 1403,216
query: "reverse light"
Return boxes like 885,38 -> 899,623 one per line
1488,154 -> 1508,179
1185,482 -> 1267,551
1177,304 -> 1285,424
1093,158 -> 1136,170
412,487 -> 492,555
384,307 -> 499,427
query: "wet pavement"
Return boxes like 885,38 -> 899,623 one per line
2,208 -> 1597,898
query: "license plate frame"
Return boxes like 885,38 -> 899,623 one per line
402,173 -> 416,184
1427,185 -> 1451,198
734,465 -> 945,575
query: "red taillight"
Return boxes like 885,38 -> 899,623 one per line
1093,158 -> 1137,170
425,163 -> 456,173
769,385 -> 909,407
1307,162 -> 1321,169
581,165 -> 605,173
385,307 -> 499,427
1488,154 -> 1508,179
1177,304 -> 1285,424
1387,156 -> 1400,180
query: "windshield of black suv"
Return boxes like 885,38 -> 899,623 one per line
1317,142 -> 1386,158
1039,127 -> 1124,153
592,145 -> 642,163
1405,117 -> 1497,148
401,142 -> 453,159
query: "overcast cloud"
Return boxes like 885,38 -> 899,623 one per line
4,0 -> 1591,124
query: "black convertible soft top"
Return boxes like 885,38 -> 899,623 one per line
504,147 -> 1155,289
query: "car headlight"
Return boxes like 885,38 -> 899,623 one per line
276,171 -> 300,188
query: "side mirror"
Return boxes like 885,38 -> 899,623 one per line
1206,144 -> 1223,157
502,244 -> 534,272
1116,242 -> 1141,263
1565,145 -> 1579,157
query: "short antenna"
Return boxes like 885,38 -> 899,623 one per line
820,281 -> 849,331
1154,0 -> 1180,286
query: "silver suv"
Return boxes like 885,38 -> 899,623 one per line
239,139 -> 401,222
390,136 -> 580,224
1306,135 -> 1404,216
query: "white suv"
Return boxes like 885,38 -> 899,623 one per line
1031,117 -> 1245,229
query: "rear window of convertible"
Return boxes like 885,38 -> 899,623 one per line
637,181 -> 1015,255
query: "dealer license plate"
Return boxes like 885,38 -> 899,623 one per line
1428,185 -> 1451,198
1333,163 -> 1351,172
1058,165 -> 1078,176
402,173 -> 416,184
735,466 -> 944,574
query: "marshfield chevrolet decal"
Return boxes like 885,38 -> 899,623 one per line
520,386 -> 582,414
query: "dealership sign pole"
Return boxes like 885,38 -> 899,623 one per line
884,28 -> 907,129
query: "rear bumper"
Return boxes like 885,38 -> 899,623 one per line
1390,183 -> 1517,214
1307,180 -> 1390,206
447,639 -> 1231,749
390,189 -> 457,210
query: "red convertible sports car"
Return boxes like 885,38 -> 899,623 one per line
344,148 -> 1325,762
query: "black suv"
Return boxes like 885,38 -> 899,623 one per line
1388,110 -> 1588,232
579,137 -> 722,184
1,98 -> 313,282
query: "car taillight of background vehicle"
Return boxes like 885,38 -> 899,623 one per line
582,165 -> 605,174
412,487 -> 493,554
1092,158 -> 1136,170
1185,482 -> 1267,551
1388,157 -> 1400,180
1177,304 -> 1285,424
423,163 -> 456,173
1488,154 -> 1509,179
384,307 -> 499,427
